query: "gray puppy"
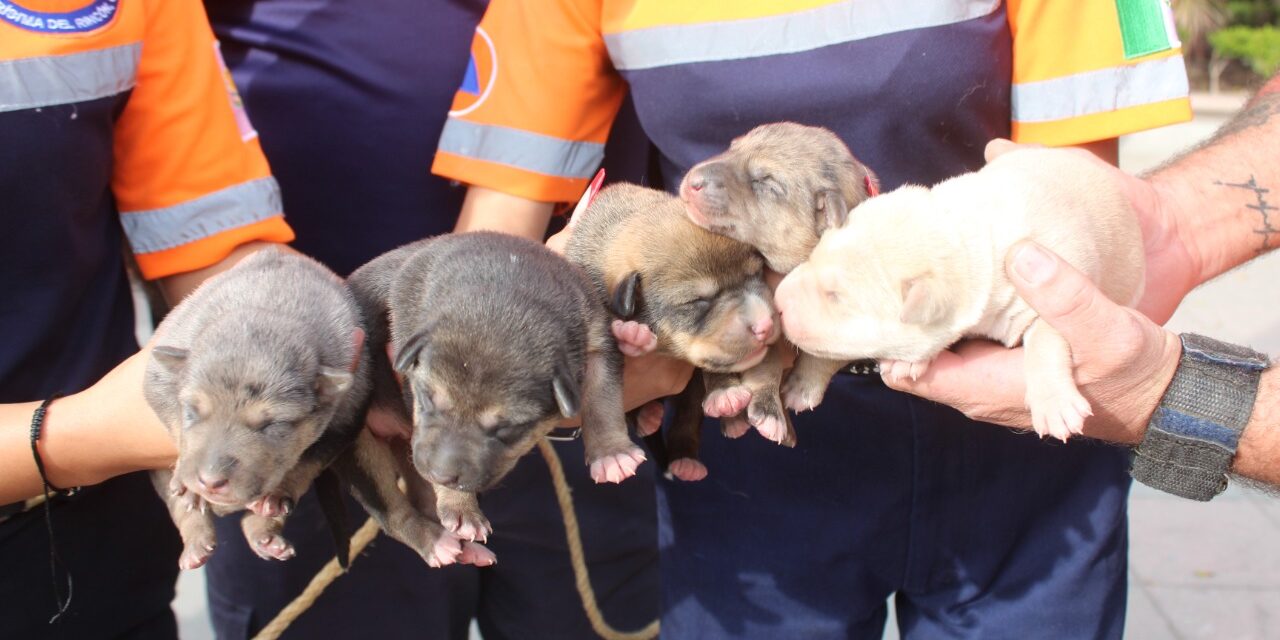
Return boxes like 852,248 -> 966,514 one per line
680,122 -> 878,412
145,248 -> 370,570
566,183 -> 783,481
348,232 -> 645,544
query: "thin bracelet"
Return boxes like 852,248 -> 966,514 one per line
29,395 -> 75,622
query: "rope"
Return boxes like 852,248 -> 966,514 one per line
251,517 -> 380,640
537,439 -> 660,640
250,441 -> 659,640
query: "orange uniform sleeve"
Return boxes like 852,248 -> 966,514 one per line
1008,0 -> 1192,146
112,0 -> 293,279
431,0 -> 627,203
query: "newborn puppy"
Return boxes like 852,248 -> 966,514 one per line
775,147 -> 1144,441
680,122 -> 879,412
349,232 -> 644,544
566,183 -> 783,479
145,248 -> 370,570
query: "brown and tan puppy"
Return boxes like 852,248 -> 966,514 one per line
566,183 -> 782,480
775,147 -> 1145,441
679,122 -> 878,412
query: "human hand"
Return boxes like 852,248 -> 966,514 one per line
884,240 -> 1182,444
984,139 -> 1200,324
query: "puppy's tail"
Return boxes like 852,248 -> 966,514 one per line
315,468 -> 351,570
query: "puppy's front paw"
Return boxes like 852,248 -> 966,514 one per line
247,493 -> 293,518
611,320 -> 658,357
781,374 -> 828,413
438,504 -> 492,543
668,458 -> 708,482
703,385 -> 751,418
748,391 -> 796,447
720,413 -> 751,439
178,536 -> 217,570
588,446 -> 647,484
634,401 -> 664,437
458,541 -> 497,567
1027,386 -> 1092,443
879,359 -> 931,383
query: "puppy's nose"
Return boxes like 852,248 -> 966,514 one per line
198,473 -> 229,492
751,316 -> 774,342
688,175 -> 706,191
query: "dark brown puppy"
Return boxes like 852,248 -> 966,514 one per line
566,183 -> 783,480
680,122 -> 878,411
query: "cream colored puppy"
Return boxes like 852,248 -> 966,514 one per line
774,147 -> 1144,441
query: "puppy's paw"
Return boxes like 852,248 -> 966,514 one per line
424,531 -> 464,568
588,446 -> 647,484
178,537 -> 217,571
612,320 -> 658,357
668,458 -> 708,482
1027,386 -> 1093,443
748,391 -> 796,447
703,385 -> 752,418
458,541 -> 497,567
247,494 -> 293,518
879,359 -> 931,383
720,413 -> 751,439
438,504 -> 492,543
634,401 -> 664,437
249,533 -> 297,562
781,374 -> 828,413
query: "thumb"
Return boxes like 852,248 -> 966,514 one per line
983,138 -> 1044,163
1005,241 -> 1124,345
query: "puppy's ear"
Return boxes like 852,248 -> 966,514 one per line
551,360 -> 580,419
316,367 -> 354,404
393,333 -> 429,373
611,271 -> 642,319
899,274 -> 947,325
814,189 -> 850,233
152,345 -> 189,374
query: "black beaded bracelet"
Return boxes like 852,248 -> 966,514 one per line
28,395 -> 75,622
29,395 -> 77,497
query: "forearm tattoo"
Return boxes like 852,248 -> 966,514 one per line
1211,84 -> 1280,141
1214,176 -> 1279,253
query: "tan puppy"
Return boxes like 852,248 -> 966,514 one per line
680,122 -> 878,413
775,147 -> 1144,441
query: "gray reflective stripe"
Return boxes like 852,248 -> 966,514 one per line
0,43 -> 140,113
1012,55 -> 1189,123
438,118 -> 605,179
121,177 -> 283,253
604,0 -> 1000,71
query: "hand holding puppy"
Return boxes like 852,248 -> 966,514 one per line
883,241 -> 1181,444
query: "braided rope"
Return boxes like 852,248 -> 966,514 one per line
249,441 -> 659,640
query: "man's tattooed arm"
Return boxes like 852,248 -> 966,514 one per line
1146,73 -> 1280,285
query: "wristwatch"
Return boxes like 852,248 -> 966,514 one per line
1131,333 -> 1269,501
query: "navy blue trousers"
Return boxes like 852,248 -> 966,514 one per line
658,373 -> 1131,639
205,437 -> 659,639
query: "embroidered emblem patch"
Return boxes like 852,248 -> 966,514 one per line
0,0 -> 119,34
450,26 -> 497,117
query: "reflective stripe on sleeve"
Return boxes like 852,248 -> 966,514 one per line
1012,55 -> 1189,124
0,43 -> 140,112
604,0 -> 1000,71
120,176 -> 283,253
438,118 -> 605,179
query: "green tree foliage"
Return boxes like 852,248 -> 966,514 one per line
1209,25 -> 1280,76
